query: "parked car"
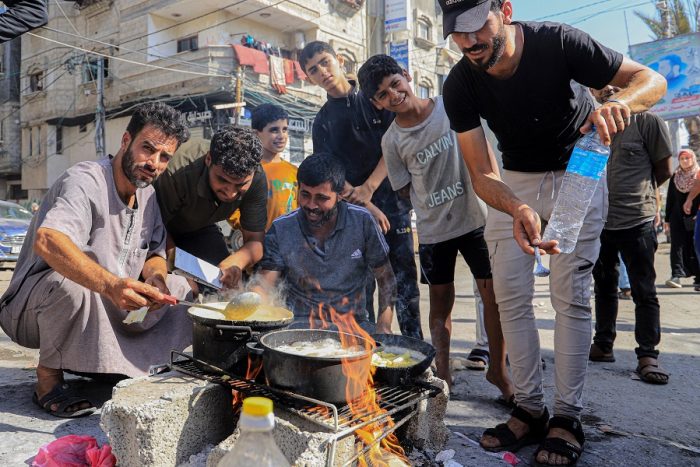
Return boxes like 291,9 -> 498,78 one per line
0,200 -> 32,262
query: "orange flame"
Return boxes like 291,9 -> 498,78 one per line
232,354 -> 263,407
309,303 -> 407,466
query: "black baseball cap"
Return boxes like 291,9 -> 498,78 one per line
438,0 -> 492,39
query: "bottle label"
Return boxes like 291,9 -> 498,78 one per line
566,147 -> 609,180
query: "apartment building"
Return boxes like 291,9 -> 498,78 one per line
19,0 -> 459,200
0,38 -> 23,201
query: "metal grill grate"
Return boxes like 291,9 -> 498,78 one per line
169,351 -> 439,434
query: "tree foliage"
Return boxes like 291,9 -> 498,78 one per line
634,0 -> 698,38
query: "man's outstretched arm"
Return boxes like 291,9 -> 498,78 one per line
34,227 -> 167,311
373,261 -> 396,334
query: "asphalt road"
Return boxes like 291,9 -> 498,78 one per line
0,243 -> 699,466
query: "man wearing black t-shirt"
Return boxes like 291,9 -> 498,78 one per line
438,0 -> 666,465
300,41 -> 421,339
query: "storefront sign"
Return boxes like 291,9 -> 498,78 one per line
288,117 -> 310,133
185,110 -> 212,123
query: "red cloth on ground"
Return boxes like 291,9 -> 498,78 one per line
232,44 -> 269,75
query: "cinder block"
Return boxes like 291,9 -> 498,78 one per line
100,372 -> 235,466
404,370 -> 450,451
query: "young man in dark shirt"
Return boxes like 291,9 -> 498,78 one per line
154,127 -> 267,290
300,41 -> 421,339
438,0 -> 666,464
589,85 -> 673,384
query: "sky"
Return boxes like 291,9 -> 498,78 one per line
515,0 -> 661,55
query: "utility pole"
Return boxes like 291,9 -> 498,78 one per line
234,66 -> 243,126
95,56 -> 106,159
657,0 -> 681,156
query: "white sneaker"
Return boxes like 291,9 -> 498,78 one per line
665,277 -> 682,288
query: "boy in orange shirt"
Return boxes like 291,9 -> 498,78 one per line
254,104 -> 298,230
230,104 -> 298,234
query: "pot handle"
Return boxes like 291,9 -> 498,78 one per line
246,341 -> 264,356
214,324 -> 252,340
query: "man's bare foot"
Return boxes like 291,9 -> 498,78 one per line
486,365 -> 514,401
35,365 -> 92,414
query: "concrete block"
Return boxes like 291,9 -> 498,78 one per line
404,371 -> 450,451
100,372 -> 235,466
207,410 -> 356,467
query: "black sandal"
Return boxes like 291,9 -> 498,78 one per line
481,405 -> 550,453
533,416 -> 585,466
32,382 -> 96,419
466,348 -> 489,371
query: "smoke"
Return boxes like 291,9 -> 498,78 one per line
199,272 -> 288,309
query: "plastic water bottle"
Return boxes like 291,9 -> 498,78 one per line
542,130 -> 610,254
217,397 -> 290,467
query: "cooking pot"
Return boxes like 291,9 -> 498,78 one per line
187,303 -> 293,373
253,329 -> 374,405
371,334 -> 436,386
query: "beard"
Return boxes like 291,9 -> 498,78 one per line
463,23 -> 506,71
122,143 -> 157,189
303,203 -> 338,228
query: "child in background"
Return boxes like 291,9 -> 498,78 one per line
230,104 -> 298,234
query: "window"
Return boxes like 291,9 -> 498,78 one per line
417,20 -> 431,41
29,71 -> 43,92
82,58 -> 109,83
338,53 -> 356,76
8,184 -> 28,200
418,84 -> 431,99
177,36 -> 198,53
56,126 -> 63,154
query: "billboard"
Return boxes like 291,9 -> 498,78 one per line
385,0 -> 410,33
629,33 -> 700,120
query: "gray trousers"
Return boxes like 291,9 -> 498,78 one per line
485,170 -> 607,418
0,270 -> 193,377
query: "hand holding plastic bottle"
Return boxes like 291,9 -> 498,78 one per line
581,86 -> 631,146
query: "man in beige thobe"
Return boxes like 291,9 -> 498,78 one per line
0,102 -> 193,417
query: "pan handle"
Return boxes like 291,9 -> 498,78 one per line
246,341 -> 264,356
214,324 -> 252,340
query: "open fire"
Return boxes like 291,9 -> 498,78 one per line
309,304 -> 408,466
